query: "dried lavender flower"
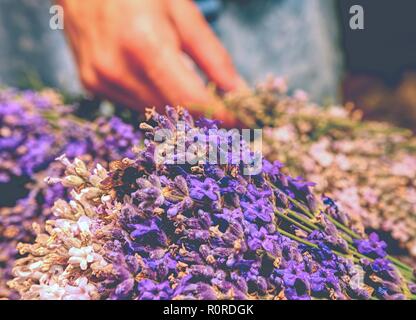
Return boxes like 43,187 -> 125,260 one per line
9,106 -> 415,300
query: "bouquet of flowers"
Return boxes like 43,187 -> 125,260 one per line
8,106 -> 416,300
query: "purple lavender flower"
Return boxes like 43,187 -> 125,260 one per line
310,268 -> 339,293
370,258 -> 401,284
288,176 -> 316,196
189,178 -> 219,201
241,200 -> 273,223
137,280 -> 172,300
280,262 -> 311,300
355,233 -> 387,258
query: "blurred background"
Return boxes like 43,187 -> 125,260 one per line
339,0 -> 416,130
0,0 -> 415,129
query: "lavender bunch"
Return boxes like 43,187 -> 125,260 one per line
0,88 -> 141,299
225,77 -> 416,262
9,106 -> 416,300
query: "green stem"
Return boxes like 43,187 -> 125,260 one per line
287,196 -> 315,219
277,228 -> 318,249
275,211 -> 314,234
286,209 -> 319,231
326,215 -> 360,240
387,256 -> 414,273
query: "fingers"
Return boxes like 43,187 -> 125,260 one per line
94,70 -> 165,112
123,28 -> 218,116
77,45 -> 165,112
125,40 -> 239,126
167,0 -> 246,92
124,17 -> 240,125
67,0 -> 241,126
93,81 -> 147,111
93,59 -> 165,111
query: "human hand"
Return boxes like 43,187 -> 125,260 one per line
57,0 -> 245,126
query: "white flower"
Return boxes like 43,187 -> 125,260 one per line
62,175 -> 85,187
77,216 -> 92,234
54,219 -> 74,233
38,283 -> 66,300
80,187 -> 102,199
93,163 -> 107,178
55,154 -> 71,166
14,261 -> 44,280
63,277 -> 96,300
54,216 -> 91,236
73,157 -> 89,178
52,199 -> 73,218
101,194 -> 112,203
68,246 -> 95,270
